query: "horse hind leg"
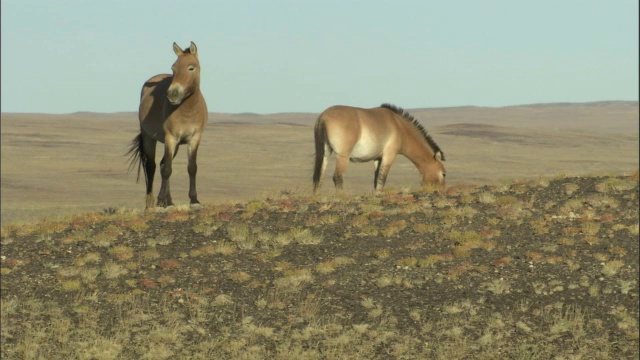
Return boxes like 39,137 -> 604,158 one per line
312,120 -> 330,193
313,143 -> 331,193
332,154 -> 349,191
127,132 -> 157,209
141,134 -> 157,209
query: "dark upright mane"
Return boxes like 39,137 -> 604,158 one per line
380,103 -> 445,161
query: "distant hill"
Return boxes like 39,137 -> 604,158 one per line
3,100 -> 637,120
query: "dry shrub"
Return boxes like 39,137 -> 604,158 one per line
157,276 -> 175,287
140,249 -> 161,260
564,183 -> 580,196
413,223 -> 438,234
595,177 -> 637,193
125,218 -> 149,232
274,269 -> 314,291
396,257 -> 418,268
73,252 -> 102,266
190,244 -> 217,257
586,194 -> 619,209
601,260 -> 625,277
495,196 -> 519,206
227,223 -> 254,249
103,262 -> 127,279
61,230 -> 92,245
559,199 -> 584,215
530,219 -> 549,235
381,220 -> 407,237
316,256 -> 355,274
110,246 -> 134,261
229,271 -> 252,282
350,215 -> 370,228
584,236 -> 600,246
59,279 -> 82,292
192,221 -> 221,236
374,249 -> 391,259
165,209 -> 190,222
315,261 -> 337,274
581,222 -> 601,236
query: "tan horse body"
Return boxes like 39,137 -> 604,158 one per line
128,42 -> 207,208
313,104 -> 445,192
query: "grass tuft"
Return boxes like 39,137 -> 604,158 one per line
274,269 -> 314,291
595,177 -> 637,193
59,279 -> 82,292
601,260 -> 625,277
109,245 -> 134,261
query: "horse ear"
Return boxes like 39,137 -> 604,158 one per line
189,42 -> 198,56
173,42 -> 183,56
434,151 -> 445,162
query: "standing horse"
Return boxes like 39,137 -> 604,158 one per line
313,103 -> 446,192
127,42 -> 208,208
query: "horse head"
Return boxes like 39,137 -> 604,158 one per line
167,42 -> 201,105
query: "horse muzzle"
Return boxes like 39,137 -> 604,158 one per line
167,86 -> 185,105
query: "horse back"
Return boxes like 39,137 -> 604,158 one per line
322,106 -> 400,137
318,105 -> 401,159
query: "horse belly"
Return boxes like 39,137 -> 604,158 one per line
350,139 -> 383,163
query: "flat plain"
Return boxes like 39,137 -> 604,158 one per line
1,101 -> 638,225
1,101 -> 639,358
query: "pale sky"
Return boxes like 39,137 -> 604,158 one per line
1,0 -> 638,114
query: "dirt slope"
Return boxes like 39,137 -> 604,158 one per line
1,173 -> 638,358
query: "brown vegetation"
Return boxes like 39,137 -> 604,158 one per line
1,173 -> 638,358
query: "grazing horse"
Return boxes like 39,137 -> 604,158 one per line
313,103 -> 446,192
127,42 -> 208,208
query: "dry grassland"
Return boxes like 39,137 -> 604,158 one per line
1,173 -> 638,359
1,101 -> 638,224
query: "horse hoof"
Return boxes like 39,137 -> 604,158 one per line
156,201 -> 174,208
190,203 -> 202,209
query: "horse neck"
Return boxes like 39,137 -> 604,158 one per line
177,87 -> 204,113
400,124 -> 436,171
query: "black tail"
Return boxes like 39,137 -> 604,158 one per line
312,118 -> 327,191
126,133 -> 148,186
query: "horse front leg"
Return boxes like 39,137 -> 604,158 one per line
373,159 -> 381,190
187,134 -> 201,205
374,154 -> 396,191
157,138 -> 177,207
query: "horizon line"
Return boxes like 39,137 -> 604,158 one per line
1,100 -> 638,116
